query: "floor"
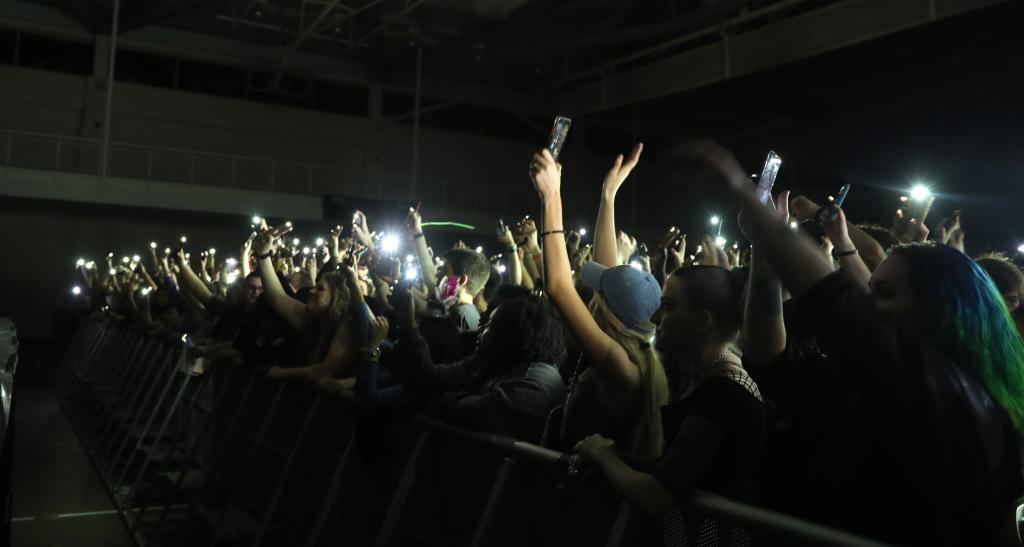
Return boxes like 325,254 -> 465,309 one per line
10,348 -> 135,547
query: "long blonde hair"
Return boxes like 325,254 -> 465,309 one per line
589,294 -> 670,458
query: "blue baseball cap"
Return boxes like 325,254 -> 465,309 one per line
581,261 -> 661,332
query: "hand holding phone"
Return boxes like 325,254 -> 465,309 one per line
755,151 -> 782,205
546,116 -> 572,161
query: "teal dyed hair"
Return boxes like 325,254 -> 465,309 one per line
890,243 -> 1024,436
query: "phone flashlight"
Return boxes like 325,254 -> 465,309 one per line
150,242 -> 157,249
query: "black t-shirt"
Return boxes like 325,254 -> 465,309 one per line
780,271 -> 1023,546
655,375 -> 767,502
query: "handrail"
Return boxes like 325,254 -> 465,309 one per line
63,319 -> 895,547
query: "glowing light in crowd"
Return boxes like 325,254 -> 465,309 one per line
181,334 -> 188,343
185,253 -> 191,259
109,268 -> 116,275
76,258 -> 85,267
285,221 -> 293,228
107,252 -> 113,259
150,242 -> 157,249
86,261 -> 95,269
475,246 -> 484,253
630,261 -> 642,270
292,238 -> 300,247
252,215 -> 262,225
1018,243 -> 1024,254
164,247 -> 171,254
226,258 -> 238,266
733,242 -> 739,250
709,215 -> 720,226
404,268 -> 418,281
910,184 -> 931,201
579,228 -> 587,236
71,286 -> 81,296
302,247 -> 310,255
180,236 -> 188,244
380,234 -> 400,254
715,236 -> 727,248
497,264 -> 507,274
790,221 -> 799,230
696,245 -> 703,253
132,255 -> 140,262
315,237 -> 325,247
121,256 -> 130,264
406,254 -> 415,263
226,272 -> 239,285
209,248 -> 216,255
140,287 -> 151,296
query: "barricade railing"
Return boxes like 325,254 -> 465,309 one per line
54,319 -> 892,547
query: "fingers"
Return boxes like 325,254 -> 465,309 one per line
624,142 -> 643,169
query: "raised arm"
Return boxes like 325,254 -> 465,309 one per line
173,249 -> 214,305
594,143 -> 642,267
406,208 -> 438,289
498,226 -> 523,287
820,203 -> 872,294
252,228 -> 310,331
696,143 -> 833,297
740,192 -> 789,368
530,149 -> 641,398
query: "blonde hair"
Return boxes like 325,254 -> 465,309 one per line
590,294 -> 670,458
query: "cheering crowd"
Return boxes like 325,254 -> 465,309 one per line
68,140 -> 1024,546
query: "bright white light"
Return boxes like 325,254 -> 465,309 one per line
140,287 -> 151,296
302,247 -> 310,255
107,252 -> 113,259
86,261 -> 95,269
225,272 -> 239,285
164,247 -> 171,254
315,237 -> 325,247
71,286 -> 81,296
715,236 -> 727,247
209,248 -> 216,255
292,238 -> 300,246
579,228 -> 587,236
406,254 -> 415,262
1018,243 -> 1024,254
109,268 -> 116,276
185,253 -> 191,259
732,243 -> 739,250
121,256 -> 130,264
150,241 -> 157,249
497,264 -> 507,274
252,215 -> 262,225
181,334 -> 188,343
790,221 -> 799,230
285,221 -> 293,228
475,246 -> 484,253
76,258 -> 85,267
180,236 -> 187,243
910,184 -> 931,201
696,245 -> 703,253
630,261 -> 642,270
709,215 -> 720,225
381,234 -> 400,254
226,258 -> 238,266
132,255 -> 140,262
404,268 -> 418,281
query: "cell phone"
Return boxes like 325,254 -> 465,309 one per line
496,219 -> 506,238
907,195 -> 936,224
829,184 -> 851,221
546,116 -> 572,161
834,184 -> 851,208
755,151 -> 782,205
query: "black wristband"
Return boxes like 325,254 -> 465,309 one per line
832,248 -> 858,258
412,233 -> 425,239
256,251 -> 274,260
540,229 -> 565,238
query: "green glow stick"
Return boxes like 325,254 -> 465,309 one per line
420,222 -> 476,230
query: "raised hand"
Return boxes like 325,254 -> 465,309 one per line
253,229 -> 277,257
368,315 -> 389,346
602,143 -> 643,198
789,195 -> 820,221
405,207 -> 423,234
529,149 -> 562,201
498,225 -> 516,247
616,230 -> 637,263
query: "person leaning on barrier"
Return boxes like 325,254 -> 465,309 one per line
249,227 -> 360,383
363,284 -> 565,443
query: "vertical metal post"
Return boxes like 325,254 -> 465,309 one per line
410,45 -> 422,200
469,458 -> 515,547
99,0 -> 121,184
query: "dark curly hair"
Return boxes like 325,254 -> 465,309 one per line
480,294 -> 566,371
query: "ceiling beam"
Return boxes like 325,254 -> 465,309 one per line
559,0 -> 1008,116
0,0 -> 551,115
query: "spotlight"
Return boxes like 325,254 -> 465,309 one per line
709,215 -> 720,226
252,215 -> 262,225
380,234 -> 400,254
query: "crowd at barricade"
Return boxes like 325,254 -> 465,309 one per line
66,139 -> 1024,546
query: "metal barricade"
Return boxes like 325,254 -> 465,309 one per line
54,320 -> 891,547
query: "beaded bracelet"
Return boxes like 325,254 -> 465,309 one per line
540,229 -> 565,238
